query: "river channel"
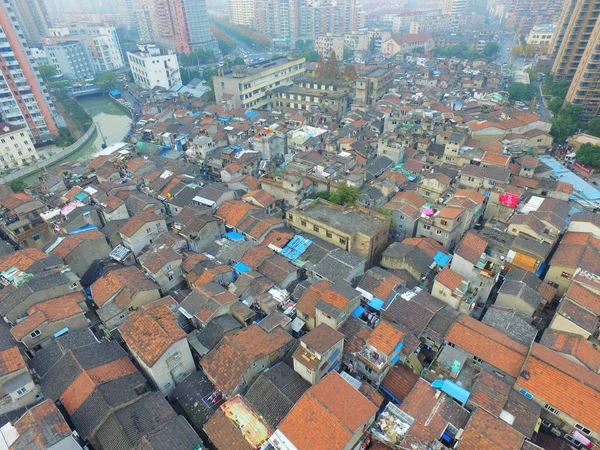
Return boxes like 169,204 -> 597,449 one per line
22,94 -> 132,185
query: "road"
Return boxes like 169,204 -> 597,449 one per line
119,89 -> 143,121
532,80 -> 553,119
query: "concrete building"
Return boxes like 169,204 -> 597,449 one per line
293,324 -> 344,385
273,77 -> 350,119
213,58 -> 306,110
443,0 -> 466,16
228,0 -> 256,26
44,25 -> 124,72
0,123 -> 41,169
315,35 -> 345,59
353,66 -> 395,107
506,0 -> 564,35
286,199 -> 390,267
127,44 -> 181,90
12,0 -> 51,47
255,0 -> 292,39
44,41 -> 96,79
120,299 -> 195,396
119,210 -> 168,257
0,1 -> 60,143
526,24 -> 555,46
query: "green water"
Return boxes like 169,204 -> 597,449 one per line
22,94 -> 132,185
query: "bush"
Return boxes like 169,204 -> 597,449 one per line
575,143 -> 600,168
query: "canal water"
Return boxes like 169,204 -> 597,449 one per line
22,94 -> 132,185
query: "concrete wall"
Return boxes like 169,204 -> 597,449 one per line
0,124 -> 97,185
65,237 -> 111,278
544,265 -> 574,295
20,313 -> 88,350
496,293 -> 536,318
549,313 -> 592,340
102,289 -> 161,330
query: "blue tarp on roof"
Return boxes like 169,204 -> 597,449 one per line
225,231 -> 245,241
434,251 -> 451,267
280,235 -> 312,260
192,111 -> 201,117
68,225 -> 99,235
539,155 -> 600,200
234,262 -> 251,273
109,89 -> 121,97
368,297 -> 385,311
352,305 -> 365,317
535,261 -> 547,277
380,385 -> 402,404
391,354 -> 400,364
431,379 -> 470,404
407,175 -> 416,181
218,115 -> 231,121
245,110 -> 259,118
74,192 -> 88,201
53,327 -> 69,337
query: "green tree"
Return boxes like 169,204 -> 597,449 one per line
343,64 -> 358,80
37,64 -> 57,83
336,183 -> 359,205
507,82 -> 537,102
343,48 -> 353,60
550,109 -> 581,143
547,97 -> 564,114
326,52 -> 340,78
301,49 -> 319,62
8,180 -> 24,193
483,41 -> 500,57
586,118 -> 600,138
233,56 -> 245,65
94,72 -> 119,91
180,68 -> 201,85
575,143 -> 600,168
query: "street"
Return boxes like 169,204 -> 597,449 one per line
119,89 -> 143,120
532,80 -> 553,119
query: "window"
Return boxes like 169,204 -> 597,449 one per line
146,227 -> 152,233
166,264 -> 173,271
519,388 -> 533,399
164,382 -> 171,389
326,231 -> 332,238
301,220 -> 307,227
156,223 -> 161,229
69,283 -> 78,289
573,423 -> 591,435
423,224 -> 431,230
30,329 -> 41,338
440,220 -> 448,226
544,404 -> 560,416
339,237 -> 346,245
560,272 -> 572,279
168,273 -> 174,281
119,314 -> 125,319
473,356 -> 483,364
313,225 -> 319,232
15,387 -> 27,396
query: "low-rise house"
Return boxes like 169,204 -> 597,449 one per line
90,266 -> 161,331
0,193 -> 53,249
548,282 -> 600,340
100,196 -> 129,222
120,298 -> 196,396
381,237 -> 450,282
175,207 -> 222,253
431,267 -> 473,313
179,283 -> 239,328
257,254 -> 298,289
481,306 -> 538,347
356,267 -> 403,306
119,210 -> 167,256
417,172 -> 452,201
268,371 -> 378,450
0,269 -> 82,324
287,199 -> 389,267
242,189 -> 277,212
0,247 -> 61,282
9,292 -> 87,351
48,229 -> 111,278
312,247 -> 366,284
139,247 -> 184,294
5,400 -> 84,449
201,324 -> 293,398
261,173 -> 309,207
293,324 -> 344,385
416,205 -> 465,251
496,268 -> 555,318
515,343 -> 600,442
540,329 -> 600,373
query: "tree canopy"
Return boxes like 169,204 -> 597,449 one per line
432,43 -> 483,60
483,41 -> 500,57
575,143 -> 600,168
94,72 -> 119,91
507,82 -> 537,102
37,64 -> 58,81
585,117 -> 600,138
315,183 -> 359,205
302,49 -> 319,63
550,104 -> 582,143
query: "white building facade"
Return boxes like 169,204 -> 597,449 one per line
127,45 -> 181,90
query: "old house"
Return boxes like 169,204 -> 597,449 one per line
48,229 -> 111,278
139,247 -> 184,294
293,324 -> 344,385
119,210 -> 167,256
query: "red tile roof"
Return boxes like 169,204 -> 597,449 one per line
50,230 -> 106,259
90,266 -> 157,308
367,320 -> 404,355
446,315 -> 528,377
435,267 -> 465,291
0,248 -> 51,272
119,210 -> 164,238
455,232 -> 488,265
0,346 -> 25,377
215,200 -> 258,228
277,372 -> 377,450
540,329 -> 600,373
458,408 -> 524,450
296,281 -> 332,318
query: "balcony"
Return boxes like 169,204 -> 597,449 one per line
474,256 -> 499,278
359,347 -> 388,371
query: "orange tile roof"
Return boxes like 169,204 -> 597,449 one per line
391,191 -> 427,208
435,267 -> 465,291
320,290 -> 351,310
120,303 -> 186,367
277,372 -> 377,450
50,229 -> 106,259
86,357 -> 137,384
193,264 -> 233,287
446,315 -> 528,377
481,152 -> 510,167
0,248 -> 50,273
436,205 -> 463,220
242,189 -> 276,208
458,408 -> 524,450
0,193 -> 33,210
370,272 -> 402,300
540,330 -> 600,373
119,210 -> 164,238
453,188 -> 485,205
215,200 -> 258,228
565,282 -> 600,315
12,400 -> 71,448
297,281 -> 332,318
90,266 -> 157,308
241,246 -> 273,269
259,229 -> 294,248
517,343 -> 600,433
0,346 -> 25,376
366,320 -> 404,355
455,232 -> 488,265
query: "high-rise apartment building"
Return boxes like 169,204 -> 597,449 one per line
0,1 -> 60,143
228,0 -> 256,27
443,0 -> 467,16
255,0 -> 292,39
44,41 -> 96,79
551,0 -> 600,81
12,0 -> 51,47
562,4 -> 600,121
153,0 -> 217,55
506,0 -> 564,35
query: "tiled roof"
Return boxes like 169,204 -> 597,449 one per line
0,248 -> 51,273
10,292 -> 85,340
301,324 -> 343,354
380,365 -> 419,403
557,299 -> 598,334
296,280 -> 332,318
50,229 -> 106,259
139,247 -> 181,274
565,282 -> 600,315
242,189 -> 276,208
518,343 -> 600,433
435,267 -> 465,291
446,315 -> 528,377
436,205 -> 463,220
481,152 -> 510,167
458,408 -> 524,450
201,324 -> 293,396
455,232 -> 488,265
277,372 -> 377,450
91,266 -> 157,308
215,200 -> 258,228
540,329 -> 600,372
119,210 -> 164,238
367,320 -> 404,355
357,267 -> 402,301
0,193 -> 34,210
0,346 -> 25,377
203,405 -> 255,450
468,371 -> 510,416
11,400 -> 72,450
120,302 -> 186,367
550,232 -> 600,272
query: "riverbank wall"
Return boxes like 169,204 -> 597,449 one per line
0,124 -> 97,184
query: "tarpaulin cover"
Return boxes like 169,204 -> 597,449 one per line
498,193 -> 519,208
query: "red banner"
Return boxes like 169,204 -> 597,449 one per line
575,162 -> 592,173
